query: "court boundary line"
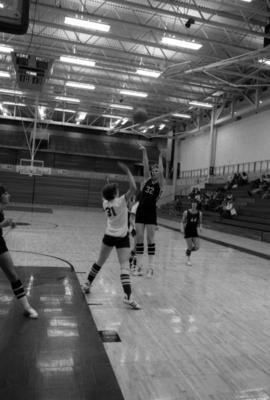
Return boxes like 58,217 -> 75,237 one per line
10,249 -> 75,271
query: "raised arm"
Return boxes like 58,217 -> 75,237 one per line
118,162 -> 136,202
198,211 -> 203,231
138,144 -> 150,181
158,150 -> 165,188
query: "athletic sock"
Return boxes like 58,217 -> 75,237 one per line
120,273 -> 131,299
87,263 -> 101,283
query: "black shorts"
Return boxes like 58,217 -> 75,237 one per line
135,209 -> 157,225
184,229 -> 198,239
102,234 -> 130,248
0,236 -> 8,255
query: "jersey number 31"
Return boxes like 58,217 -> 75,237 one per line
105,207 -> 116,217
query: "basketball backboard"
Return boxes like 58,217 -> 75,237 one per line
0,0 -> 30,34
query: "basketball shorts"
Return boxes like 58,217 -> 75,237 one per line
135,209 -> 157,225
102,233 -> 130,248
184,228 -> 198,239
0,236 -> 8,255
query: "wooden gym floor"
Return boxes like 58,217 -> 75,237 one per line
1,203 -> 270,400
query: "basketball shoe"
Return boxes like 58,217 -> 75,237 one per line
123,294 -> 141,310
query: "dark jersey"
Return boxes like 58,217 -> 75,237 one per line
0,210 -> 4,236
137,178 -> 160,212
186,210 -> 200,228
184,210 -> 200,238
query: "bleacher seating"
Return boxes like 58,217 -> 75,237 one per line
159,182 -> 270,243
0,170 -> 130,207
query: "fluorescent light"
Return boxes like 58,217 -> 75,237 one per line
55,108 -> 76,113
102,114 -> 123,119
60,55 -> 96,67
3,101 -> 26,107
189,100 -> 213,108
171,113 -> 191,119
0,71 -> 11,78
0,88 -> 24,95
76,111 -> 87,121
38,106 -> 46,120
0,45 -> 13,53
65,81 -> 95,90
259,58 -> 270,66
159,123 -> 166,130
241,0 -> 252,2
136,68 -> 161,78
110,104 -> 133,110
0,4 -> 4,8
161,37 -> 202,50
55,96 -> 80,103
120,89 -> 148,98
64,17 -> 110,32
121,118 -> 129,125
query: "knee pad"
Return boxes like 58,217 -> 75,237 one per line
186,249 -> 191,256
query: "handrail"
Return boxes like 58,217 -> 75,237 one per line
180,159 -> 270,179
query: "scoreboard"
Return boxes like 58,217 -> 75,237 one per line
12,53 -> 53,91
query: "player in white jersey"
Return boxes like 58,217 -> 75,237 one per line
83,162 -> 141,310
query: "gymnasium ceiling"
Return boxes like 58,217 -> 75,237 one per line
0,0 -> 270,139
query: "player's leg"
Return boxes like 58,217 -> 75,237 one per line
146,224 -> 156,278
116,242 -> 141,310
0,251 -> 38,318
134,223 -> 145,275
185,238 -> 193,266
192,237 -> 200,252
83,240 -> 112,294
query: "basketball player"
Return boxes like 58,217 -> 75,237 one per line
181,200 -> 202,266
83,162 -> 141,310
0,184 -> 38,318
128,191 -> 141,273
135,144 -> 165,278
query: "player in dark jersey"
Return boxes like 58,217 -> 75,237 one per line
181,200 -> 202,266
0,184 -> 38,318
135,144 -> 165,277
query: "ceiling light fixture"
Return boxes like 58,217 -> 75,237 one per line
0,45 -> 13,53
171,113 -> 191,119
55,108 -> 76,113
120,89 -> 148,98
258,58 -> 270,66
110,104 -> 133,110
60,55 -> 96,67
55,96 -> 80,103
161,37 -> 202,50
38,106 -> 46,120
3,101 -> 26,107
65,82 -> 95,90
189,100 -> 213,108
136,68 -> 161,78
102,114 -> 123,119
0,88 -> 24,95
64,17 -> 110,32
76,111 -> 87,121
0,71 -> 11,78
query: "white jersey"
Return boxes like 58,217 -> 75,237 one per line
103,195 -> 128,237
